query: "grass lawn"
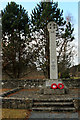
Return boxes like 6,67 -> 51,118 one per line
1,108 -> 31,119
71,77 -> 80,79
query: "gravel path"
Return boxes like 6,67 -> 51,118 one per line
28,111 -> 79,119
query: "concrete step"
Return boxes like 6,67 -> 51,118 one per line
33,99 -> 73,102
32,107 -> 75,112
32,98 -> 75,112
33,102 -> 74,106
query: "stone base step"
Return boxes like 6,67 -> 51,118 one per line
32,98 -> 75,112
33,99 -> 73,102
32,107 -> 75,112
43,88 -> 66,95
33,102 -> 74,106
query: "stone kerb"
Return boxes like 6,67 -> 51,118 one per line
0,87 -> 23,97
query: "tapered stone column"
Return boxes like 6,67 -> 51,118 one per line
47,21 -> 58,80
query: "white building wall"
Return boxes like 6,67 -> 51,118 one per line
78,1 -> 80,64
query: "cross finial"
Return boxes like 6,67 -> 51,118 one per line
47,21 -> 57,33
41,0 -> 53,2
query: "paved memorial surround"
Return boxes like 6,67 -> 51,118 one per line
28,111 -> 78,119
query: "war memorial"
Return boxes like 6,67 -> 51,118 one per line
1,1 -> 80,119
1,21 -> 80,119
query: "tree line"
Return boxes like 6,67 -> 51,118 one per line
2,1 -> 75,79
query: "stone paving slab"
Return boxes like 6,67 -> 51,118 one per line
8,89 -> 78,100
28,112 -> 79,119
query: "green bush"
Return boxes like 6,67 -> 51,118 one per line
61,70 -> 70,78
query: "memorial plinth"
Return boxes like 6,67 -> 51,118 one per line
41,79 -> 66,95
43,87 -> 65,95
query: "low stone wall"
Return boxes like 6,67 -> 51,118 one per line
2,97 -> 32,109
62,79 -> 80,88
2,79 -> 80,89
73,99 -> 80,110
2,79 -> 46,89
1,97 -> 80,110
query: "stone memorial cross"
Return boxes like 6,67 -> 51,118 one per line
47,21 -> 58,80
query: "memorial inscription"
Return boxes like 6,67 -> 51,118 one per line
51,59 -> 56,70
